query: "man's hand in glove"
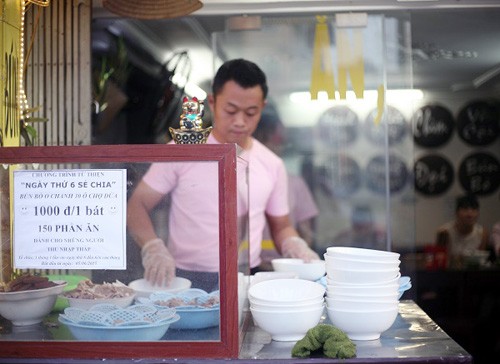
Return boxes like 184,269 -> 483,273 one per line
281,236 -> 320,262
141,238 -> 176,287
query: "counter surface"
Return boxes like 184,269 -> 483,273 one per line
240,300 -> 472,363
0,300 -> 472,363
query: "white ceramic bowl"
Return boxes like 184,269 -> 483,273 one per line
326,266 -> 400,284
65,294 -> 136,310
250,271 -> 298,287
326,306 -> 399,340
326,247 -> 400,262
248,279 -> 325,304
326,291 -> 399,301
0,281 -> 67,326
326,283 -> 399,297
324,254 -> 400,271
326,271 -> 401,286
128,277 -> 191,298
325,297 -> 399,311
251,304 -> 325,341
250,297 -> 325,312
271,258 -> 326,281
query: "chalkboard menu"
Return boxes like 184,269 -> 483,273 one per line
457,100 -> 499,146
317,106 -> 359,147
414,154 -> 454,196
364,105 -> 408,146
318,153 -> 361,198
412,105 -> 454,147
458,152 -> 500,195
365,153 -> 409,194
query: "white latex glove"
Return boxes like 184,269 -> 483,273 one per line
141,238 -> 176,287
281,236 -> 320,262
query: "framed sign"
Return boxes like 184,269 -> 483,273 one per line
458,152 -> 500,195
0,144 -> 239,359
316,106 -> 359,147
457,100 -> 499,146
412,105 -> 454,148
414,154 -> 454,196
364,105 -> 408,146
365,153 -> 409,194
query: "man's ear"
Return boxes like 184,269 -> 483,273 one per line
207,94 -> 215,110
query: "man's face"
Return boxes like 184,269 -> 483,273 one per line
208,80 -> 266,148
456,207 -> 479,227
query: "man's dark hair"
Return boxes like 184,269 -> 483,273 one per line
456,194 -> 479,211
212,59 -> 268,99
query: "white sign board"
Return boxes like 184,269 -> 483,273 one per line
13,169 -> 127,270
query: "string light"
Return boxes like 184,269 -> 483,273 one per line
18,1 -> 50,135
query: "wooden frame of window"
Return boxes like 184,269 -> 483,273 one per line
0,144 -> 239,359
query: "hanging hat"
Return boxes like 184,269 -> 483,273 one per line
102,0 -> 203,20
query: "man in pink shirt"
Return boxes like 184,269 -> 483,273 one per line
127,59 -> 319,291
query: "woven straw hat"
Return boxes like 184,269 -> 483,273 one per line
102,0 -> 203,20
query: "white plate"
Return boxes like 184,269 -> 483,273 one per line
128,277 -> 192,298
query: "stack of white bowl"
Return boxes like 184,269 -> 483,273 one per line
248,278 -> 325,342
324,247 -> 401,341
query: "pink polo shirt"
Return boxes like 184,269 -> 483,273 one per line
142,134 -> 289,272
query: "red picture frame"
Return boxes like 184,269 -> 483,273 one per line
0,144 -> 239,359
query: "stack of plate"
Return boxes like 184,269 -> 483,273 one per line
324,247 -> 402,340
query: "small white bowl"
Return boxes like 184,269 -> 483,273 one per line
251,304 -> 325,341
326,306 -> 398,340
326,291 -> 399,301
248,279 -> 325,304
325,297 -> 398,311
128,277 -> 191,298
0,281 -> 67,326
326,247 -> 400,262
324,254 -> 400,270
326,283 -> 399,297
326,273 -> 401,287
327,267 -> 400,284
271,258 -> 326,281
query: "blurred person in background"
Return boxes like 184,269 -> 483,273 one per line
253,105 -> 319,270
435,194 -> 490,268
491,220 -> 500,259
332,205 -> 386,250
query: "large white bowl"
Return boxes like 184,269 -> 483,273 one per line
326,291 -> 399,301
324,254 -> 400,271
248,279 -> 325,304
250,297 -> 325,312
271,258 -> 326,281
251,304 -> 325,341
326,306 -> 398,340
0,281 -> 67,326
326,271 -> 401,286
326,283 -> 399,297
325,296 -> 399,311
327,266 -> 400,284
128,277 -> 191,298
326,247 -> 400,262
250,271 -> 298,287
